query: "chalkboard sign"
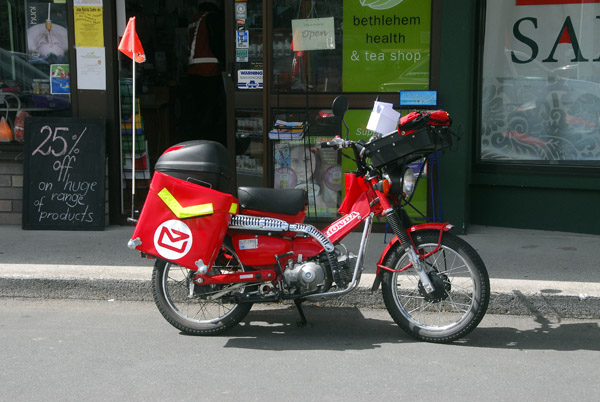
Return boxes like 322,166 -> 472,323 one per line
23,117 -> 106,230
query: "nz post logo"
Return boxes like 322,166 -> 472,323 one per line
154,220 -> 193,260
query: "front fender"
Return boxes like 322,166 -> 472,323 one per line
370,222 -> 453,291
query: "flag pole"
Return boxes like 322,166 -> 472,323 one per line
118,16 -> 144,221
130,18 -> 136,220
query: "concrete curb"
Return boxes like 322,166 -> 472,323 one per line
0,278 -> 154,302
0,225 -> 600,318
2,224 -> 600,319
2,277 -> 598,319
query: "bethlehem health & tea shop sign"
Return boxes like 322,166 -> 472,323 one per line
343,0 -> 431,92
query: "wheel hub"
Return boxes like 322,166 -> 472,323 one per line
418,272 -> 451,302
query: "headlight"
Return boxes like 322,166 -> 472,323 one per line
383,166 -> 415,198
402,168 -> 415,198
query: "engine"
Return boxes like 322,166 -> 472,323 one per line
283,260 -> 326,292
282,246 -> 358,294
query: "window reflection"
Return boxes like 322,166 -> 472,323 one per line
0,0 -> 71,144
272,0 -> 343,93
481,1 -> 600,164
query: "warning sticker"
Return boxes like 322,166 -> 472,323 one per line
237,69 -> 263,89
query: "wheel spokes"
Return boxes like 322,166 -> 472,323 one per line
162,247 -> 245,324
393,243 -> 476,329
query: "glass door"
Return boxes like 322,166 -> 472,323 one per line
226,0 -> 266,188
268,0 -> 344,220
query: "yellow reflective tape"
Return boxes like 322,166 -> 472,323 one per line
158,188 -> 213,218
229,203 -> 238,214
179,203 -> 214,219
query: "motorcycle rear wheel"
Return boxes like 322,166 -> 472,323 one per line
152,243 -> 252,335
381,230 -> 490,343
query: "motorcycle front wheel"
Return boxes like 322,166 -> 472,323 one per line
151,243 -> 252,335
381,230 -> 490,343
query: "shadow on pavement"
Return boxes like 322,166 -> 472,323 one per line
458,291 -> 600,351
221,305 -> 600,352
222,306 -> 414,351
459,320 -> 600,351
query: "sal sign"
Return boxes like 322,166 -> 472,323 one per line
486,1 -> 600,70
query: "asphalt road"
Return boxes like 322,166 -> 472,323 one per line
1,299 -> 598,402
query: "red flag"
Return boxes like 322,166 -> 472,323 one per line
118,17 -> 146,63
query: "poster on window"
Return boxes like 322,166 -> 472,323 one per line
273,139 -> 342,218
26,2 -> 69,68
481,1 -> 600,163
50,64 -> 70,94
342,0 -> 431,92
73,5 -> 104,47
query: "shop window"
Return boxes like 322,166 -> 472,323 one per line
271,0 -> 432,94
0,1 -> 71,144
271,108 -> 342,219
272,0 -> 342,92
236,109 -> 265,187
480,1 -> 600,165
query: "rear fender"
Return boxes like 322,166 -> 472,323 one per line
370,222 -> 453,291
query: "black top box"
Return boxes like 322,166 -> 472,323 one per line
154,140 -> 235,195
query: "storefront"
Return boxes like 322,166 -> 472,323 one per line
472,0 -> 600,234
129,0 -> 439,228
1,0 -> 599,234
0,0 -> 120,228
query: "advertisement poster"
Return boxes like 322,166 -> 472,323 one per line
50,64 -> 70,94
76,47 -> 106,90
274,138 -> 342,218
342,0 -> 431,92
26,2 -> 69,68
74,6 -> 104,47
481,1 -> 600,162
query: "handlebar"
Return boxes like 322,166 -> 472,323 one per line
318,136 -> 369,174
317,136 -> 354,150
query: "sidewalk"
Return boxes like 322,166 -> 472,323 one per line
1,224 -> 599,318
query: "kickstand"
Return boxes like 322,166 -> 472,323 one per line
294,298 -> 308,327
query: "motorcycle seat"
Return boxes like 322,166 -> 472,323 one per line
237,187 -> 307,215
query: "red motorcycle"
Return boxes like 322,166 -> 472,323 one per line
129,96 -> 490,343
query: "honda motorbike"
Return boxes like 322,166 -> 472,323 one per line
128,96 -> 490,343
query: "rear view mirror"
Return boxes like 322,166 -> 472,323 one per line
332,96 -> 349,118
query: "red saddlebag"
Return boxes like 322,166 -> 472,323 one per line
129,171 -> 239,271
